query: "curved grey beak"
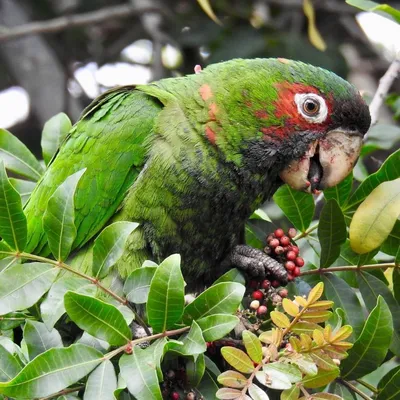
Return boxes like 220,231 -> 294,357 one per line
279,129 -> 363,193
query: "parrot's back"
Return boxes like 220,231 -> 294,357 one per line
24,87 -> 162,254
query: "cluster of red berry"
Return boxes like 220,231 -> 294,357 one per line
249,280 -> 288,317
265,228 -> 304,281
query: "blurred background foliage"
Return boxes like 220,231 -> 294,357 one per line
0,0 -> 399,159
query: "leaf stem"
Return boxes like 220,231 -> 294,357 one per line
300,263 -> 396,276
356,379 -> 378,394
294,223 -> 319,240
39,385 -> 85,400
338,379 -> 373,400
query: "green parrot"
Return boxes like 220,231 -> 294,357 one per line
23,58 -> 370,287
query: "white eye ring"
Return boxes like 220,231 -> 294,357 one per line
294,93 -> 328,123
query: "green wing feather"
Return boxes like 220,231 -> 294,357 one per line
24,86 -> 162,254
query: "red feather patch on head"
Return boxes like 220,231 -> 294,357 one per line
261,82 -> 333,139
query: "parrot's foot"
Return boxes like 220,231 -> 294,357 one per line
227,245 -> 288,284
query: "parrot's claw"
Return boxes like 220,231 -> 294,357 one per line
228,245 -> 288,284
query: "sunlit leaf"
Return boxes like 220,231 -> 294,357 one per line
242,330 -> 262,364
248,383 -> 270,399
84,360 -> 117,400
168,321 -> 206,356
303,0 -> 327,51
350,179 -> 400,253
307,282 -> 324,304
302,367 -> 339,388
123,265 -> 157,304
270,311 -> 290,328
282,298 -> 299,317
0,344 -> 23,382
216,387 -> 242,399
221,347 -> 254,374
264,363 -> 302,383
196,0 -> 222,25
217,370 -> 247,389
8,179 -> 36,207
197,314 -> 239,342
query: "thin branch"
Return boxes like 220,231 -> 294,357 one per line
339,379 -> 373,400
300,262 -> 396,276
39,386 -> 85,400
0,4 -> 169,42
369,57 -> 400,126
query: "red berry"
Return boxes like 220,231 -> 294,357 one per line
279,289 -> 288,298
269,238 -> 280,248
287,273 -> 294,281
252,290 -> 263,300
257,305 -> 268,315
271,280 -> 280,288
294,267 -> 301,277
249,280 -> 259,288
285,261 -> 295,271
275,246 -> 284,255
274,228 -> 284,238
286,251 -> 296,261
291,246 -> 300,255
288,228 -> 297,238
266,234 -> 274,242
261,279 -> 270,289
172,392 -> 180,400
280,236 -> 290,246
295,257 -> 305,267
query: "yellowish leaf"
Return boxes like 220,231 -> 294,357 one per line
308,300 -> 334,311
303,0 -> 327,51
310,350 -> 338,371
300,394 -> 343,400
324,345 -> 348,360
242,330 -> 263,364
313,329 -> 325,347
271,311 -> 291,328
289,337 -> 301,352
196,0 -> 222,25
292,322 -> 323,335
324,325 -> 332,342
221,347 -> 254,374
330,325 -> 353,343
216,387 -> 243,399
294,296 -> 307,307
300,333 -> 312,350
350,179 -> 400,253
282,298 -> 299,317
259,330 -> 273,344
307,282 -> 324,304
217,370 -> 248,388
301,310 -> 332,323
281,385 -> 300,400
302,367 -> 339,389
331,341 -> 353,350
272,328 -> 284,347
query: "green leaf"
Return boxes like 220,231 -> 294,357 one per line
119,347 -> 162,400
123,266 -> 157,304
394,268 -> 400,305
84,360 -> 117,400
302,367 -> 339,389
341,296 -> 393,380
273,184 -> 314,232
318,199 -> 347,268
362,125 -> 400,156
357,272 -> 400,356
41,113 -> 71,165
257,366 -> 292,389
322,273 -> 364,337
0,344 -> 103,398
350,179 -> 400,254
377,365 -> 400,400
0,160 -> 27,251
8,179 -> 36,207
197,314 -> 239,342
196,369 -> 219,400
221,347 -> 254,374
43,169 -> 86,261
92,222 -> 138,279
248,383 -> 270,399
324,172 -> 353,208
64,291 -> 132,346
242,330 -> 262,364
281,386 -> 301,400
186,354 -> 206,387
264,363 -> 302,383
213,268 -> 246,286
41,274 -> 96,329
183,282 -> 245,323
147,254 -> 185,333
0,262 -> 58,314
346,149 -> 400,210
23,320 -> 63,360
0,345 -> 23,382
346,0 -> 400,23
250,208 -> 271,222
0,312 -> 27,331
169,321 -> 206,356
0,128 -> 44,181
303,0 -> 327,51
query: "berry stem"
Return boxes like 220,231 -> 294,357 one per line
300,263 -> 397,276
293,223 -> 319,240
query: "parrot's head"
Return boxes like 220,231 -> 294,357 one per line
269,60 -> 371,193
202,58 -> 371,194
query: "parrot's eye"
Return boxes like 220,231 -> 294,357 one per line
295,93 -> 328,123
302,98 -> 320,115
